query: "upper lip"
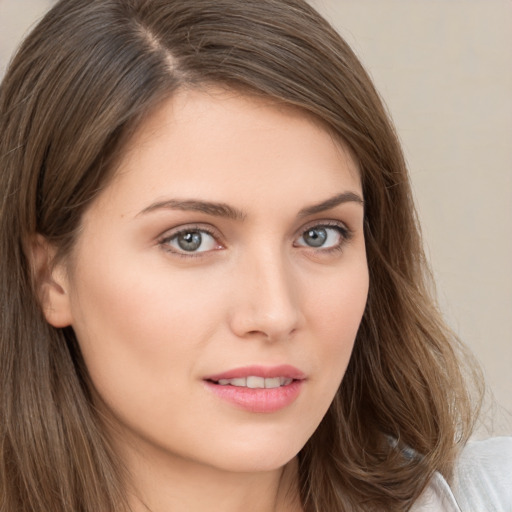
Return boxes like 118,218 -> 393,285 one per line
205,365 -> 306,382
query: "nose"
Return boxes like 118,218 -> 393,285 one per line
228,249 -> 302,342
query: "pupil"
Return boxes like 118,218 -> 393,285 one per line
304,228 -> 327,247
178,231 -> 202,251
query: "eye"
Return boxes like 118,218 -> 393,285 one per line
295,223 -> 350,251
160,227 -> 221,255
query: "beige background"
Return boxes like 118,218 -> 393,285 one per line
1,0 -> 511,435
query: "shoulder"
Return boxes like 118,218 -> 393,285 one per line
452,436 -> 512,512
410,472 -> 461,512
411,437 -> 512,512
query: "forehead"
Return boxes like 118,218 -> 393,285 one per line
91,87 -> 361,218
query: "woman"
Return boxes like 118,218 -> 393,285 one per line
0,0 -> 509,511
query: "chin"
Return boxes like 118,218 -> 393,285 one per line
192,425 -> 312,474
208,449 -> 299,474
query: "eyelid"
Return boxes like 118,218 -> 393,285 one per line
293,219 -> 353,251
296,219 -> 352,238
157,223 -> 225,257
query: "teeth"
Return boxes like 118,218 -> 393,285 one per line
215,376 -> 294,388
264,377 -> 281,389
247,376 -> 264,388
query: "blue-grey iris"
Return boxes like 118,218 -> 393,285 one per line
304,228 -> 327,247
177,231 -> 203,251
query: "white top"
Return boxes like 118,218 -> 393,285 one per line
411,437 -> 512,511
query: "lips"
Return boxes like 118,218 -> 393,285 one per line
205,364 -> 306,382
204,365 -> 306,413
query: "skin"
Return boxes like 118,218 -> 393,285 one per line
41,88 -> 369,512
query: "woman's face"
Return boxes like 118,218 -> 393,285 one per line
49,88 -> 368,473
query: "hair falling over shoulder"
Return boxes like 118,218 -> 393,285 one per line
0,0 -> 483,510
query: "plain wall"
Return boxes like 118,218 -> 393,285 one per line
1,0 -> 511,435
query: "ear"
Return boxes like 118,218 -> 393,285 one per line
28,234 -> 74,328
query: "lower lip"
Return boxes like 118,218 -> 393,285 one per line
204,380 -> 303,413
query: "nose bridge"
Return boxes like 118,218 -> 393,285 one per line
229,243 -> 300,341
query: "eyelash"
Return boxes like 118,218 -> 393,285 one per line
157,221 -> 353,259
158,224 -> 222,259
294,221 -> 353,255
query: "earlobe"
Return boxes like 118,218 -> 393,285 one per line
28,235 -> 74,328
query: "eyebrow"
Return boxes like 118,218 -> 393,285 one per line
137,199 -> 246,220
137,191 -> 363,220
297,191 -> 364,217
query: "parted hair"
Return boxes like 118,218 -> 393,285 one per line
0,0 -> 481,511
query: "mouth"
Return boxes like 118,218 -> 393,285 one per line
203,365 -> 305,413
208,376 -> 294,388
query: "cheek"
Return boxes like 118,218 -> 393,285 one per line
70,250 -> 217,342
66,252 -> 225,406
303,260 -> 369,382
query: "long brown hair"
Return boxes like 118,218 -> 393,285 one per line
0,0 -> 481,510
